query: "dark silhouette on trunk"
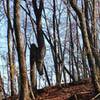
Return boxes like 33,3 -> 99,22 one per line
32,0 -> 46,75
30,43 -> 37,94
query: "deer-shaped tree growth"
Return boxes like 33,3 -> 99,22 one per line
30,0 -> 46,93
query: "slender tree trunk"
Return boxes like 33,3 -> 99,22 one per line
69,13 -> 75,81
6,0 -> 15,97
76,16 -> 80,80
32,0 -> 46,75
0,74 -> 4,99
13,0 -> 34,99
81,48 -> 89,78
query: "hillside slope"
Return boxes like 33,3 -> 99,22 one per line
36,79 -> 95,100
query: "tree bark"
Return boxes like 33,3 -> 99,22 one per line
13,0 -> 35,99
32,0 -> 46,75
69,0 -> 100,92
6,0 -> 15,97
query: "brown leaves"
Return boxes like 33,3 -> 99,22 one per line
36,79 -> 95,100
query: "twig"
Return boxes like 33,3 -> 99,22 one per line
91,93 -> 100,100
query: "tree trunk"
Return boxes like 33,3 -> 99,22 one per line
32,0 -> 46,75
6,0 -> 15,97
69,0 -> 100,92
13,0 -> 35,99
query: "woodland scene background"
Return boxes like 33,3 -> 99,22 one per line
0,0 -> 100,100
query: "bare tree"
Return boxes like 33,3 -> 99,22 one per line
32,0 -> 46,75
3,0 -> 16,97
13,0 -> 35,99
69,0 -> 100,92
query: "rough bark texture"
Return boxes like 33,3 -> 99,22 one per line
13,0 -> 34,99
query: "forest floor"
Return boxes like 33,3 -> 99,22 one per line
5,78 -> 100,100
36,78 -> 98,100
